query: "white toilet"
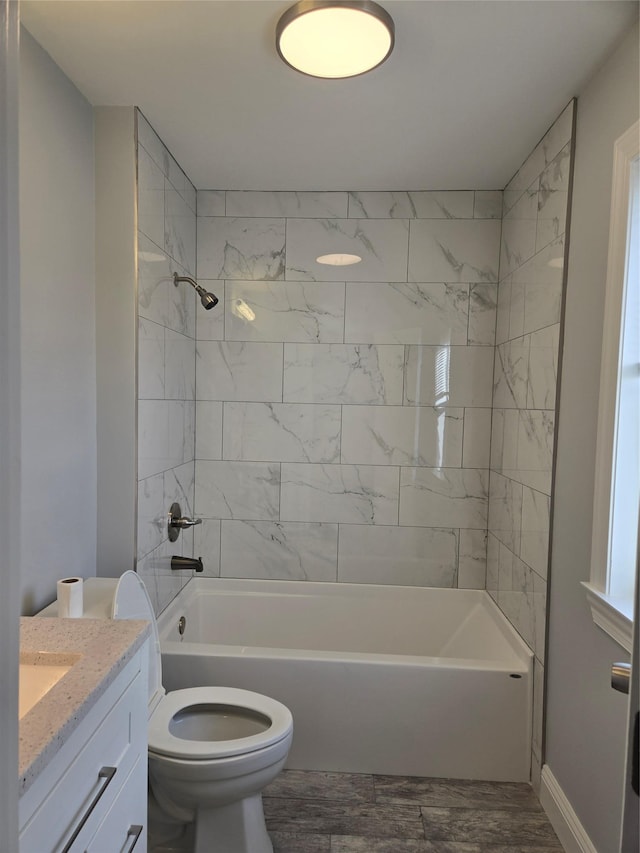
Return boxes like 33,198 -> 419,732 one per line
111,571 -> 293,853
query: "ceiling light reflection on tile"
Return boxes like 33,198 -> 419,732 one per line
316,253 -> 362,266
231,298 -> 256,322
139,250 -> 166,263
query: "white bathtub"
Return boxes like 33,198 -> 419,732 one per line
158,578 -> 533,782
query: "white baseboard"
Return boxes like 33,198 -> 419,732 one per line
540,764 -> 598,853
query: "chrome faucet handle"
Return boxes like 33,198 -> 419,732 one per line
173,516 -> 202,528
168,502 -> 202,542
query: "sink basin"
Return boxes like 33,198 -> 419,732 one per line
19,653 -> 81,719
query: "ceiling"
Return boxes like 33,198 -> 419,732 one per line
21,0 -> 638,191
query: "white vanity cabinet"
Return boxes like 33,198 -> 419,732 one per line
19,643 -> 149,853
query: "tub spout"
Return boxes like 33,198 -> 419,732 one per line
170,556 -> 204,573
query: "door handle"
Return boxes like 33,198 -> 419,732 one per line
611,662 -> 631,694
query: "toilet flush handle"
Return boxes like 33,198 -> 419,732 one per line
168,502 -> 202,542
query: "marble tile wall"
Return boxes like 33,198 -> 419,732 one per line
136,112 -> 198,614
194,189 -> 502,588
486,101 -> 575,787
133,105 -> 573,781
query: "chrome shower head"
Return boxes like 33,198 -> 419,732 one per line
173,273 -> 219,311
197,288 -> 218,310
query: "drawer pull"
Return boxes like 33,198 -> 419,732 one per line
61,766 -> 117,853
125,825 -> 144,852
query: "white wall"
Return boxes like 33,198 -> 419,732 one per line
19,29 -> 96,614
0,3 -> 21,847
545,22 -> 639,853
95,107 -> 137,580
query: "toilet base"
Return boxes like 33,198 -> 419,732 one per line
194,793 -> 272,853
148,794 -> 195,853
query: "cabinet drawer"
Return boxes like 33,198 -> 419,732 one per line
86,757 -> 147,853
20,666 -> 146,853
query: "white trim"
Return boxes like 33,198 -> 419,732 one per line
540,765 -> 598,853
587,120 -> 639,641
582,582 -> 633,652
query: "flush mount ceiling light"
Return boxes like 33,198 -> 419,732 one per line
276,0 -> 394,79
316,253 -> 362,265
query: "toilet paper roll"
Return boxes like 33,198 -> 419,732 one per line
57,577 -> 83,618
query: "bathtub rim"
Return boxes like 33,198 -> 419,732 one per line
157,577 -> 534,673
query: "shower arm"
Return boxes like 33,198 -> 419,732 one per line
173,272 -> 219,309
173,272 -> 201,293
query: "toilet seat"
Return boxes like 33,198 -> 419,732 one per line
148,685 -> 293,761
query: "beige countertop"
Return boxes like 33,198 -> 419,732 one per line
19,616 -> 150,796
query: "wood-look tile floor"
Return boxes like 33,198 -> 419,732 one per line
263,770 -> 565,853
